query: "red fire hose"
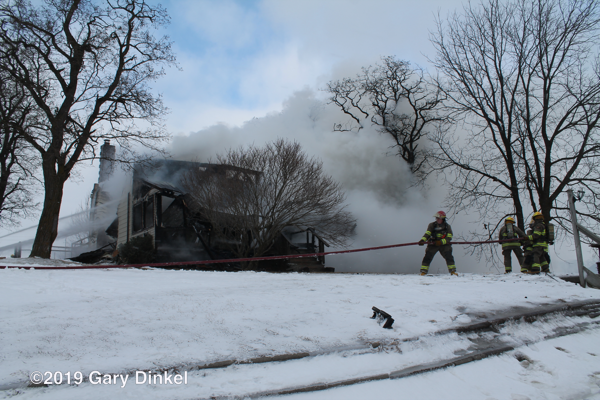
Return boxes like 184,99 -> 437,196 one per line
0,238 -> 521,270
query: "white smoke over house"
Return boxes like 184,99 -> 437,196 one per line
168,88 -> 477,274
172,89 -> 413,203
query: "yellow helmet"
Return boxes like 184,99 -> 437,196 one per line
505,217 -> 515,223
533,211 -> 544,220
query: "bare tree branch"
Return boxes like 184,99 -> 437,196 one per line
326,56 -> 448,183
429,0 -> 600,258
182,139 -> 356,268
0,0 -> 175,257
0,68 -> 39,225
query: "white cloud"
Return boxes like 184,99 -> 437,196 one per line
262,0 -> 463,68
156,0 -> 467,134
237,44 -> 328,107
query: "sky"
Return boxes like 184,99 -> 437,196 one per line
0,0 -> 597,274
153,0 -> 460,133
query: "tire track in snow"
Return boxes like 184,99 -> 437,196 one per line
198,299 -> 600,399
7,299 -> 600,397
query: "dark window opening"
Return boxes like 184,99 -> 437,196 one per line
133,203 -> 143,232
144,197 -> 154,229
132,196 -> 154,233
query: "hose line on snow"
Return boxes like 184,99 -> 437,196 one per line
0,238 -> 521,270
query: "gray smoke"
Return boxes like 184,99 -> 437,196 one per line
167,88 -> 472,274
172,89 -> 415,204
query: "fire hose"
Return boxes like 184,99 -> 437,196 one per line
0,238 -> 522,270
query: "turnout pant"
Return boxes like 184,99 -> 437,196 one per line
522,248 -> 533,273
543,251 -> 551,272
540,248 -> 550,272
421,245 -> 456,274
531,247 -> 546,273
502,246 -> 524,273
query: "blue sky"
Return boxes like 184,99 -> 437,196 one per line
157,0 -> 281,108
151,0 -> 465,133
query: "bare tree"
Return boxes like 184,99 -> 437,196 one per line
182,139 -> 356,266
0,69 -> 38,225
326,56 -> 447,181
0,0 -> 175,257
429,0 -> 600,242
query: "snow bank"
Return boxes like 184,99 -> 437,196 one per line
2,267 -> 600,399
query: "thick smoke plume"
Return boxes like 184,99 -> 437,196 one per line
168,89 -> 477,274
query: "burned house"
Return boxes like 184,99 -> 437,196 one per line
113,159 -> 332,271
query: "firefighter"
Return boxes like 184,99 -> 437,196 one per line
498,217 -> 525,273
527,212 -> 548,274
418,211 -> 457,276
521,219 -> 535,273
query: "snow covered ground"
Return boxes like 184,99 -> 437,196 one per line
2,258 -> 600,399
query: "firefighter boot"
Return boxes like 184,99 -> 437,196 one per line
529,265 -> 541,275
449,268 -> 458,276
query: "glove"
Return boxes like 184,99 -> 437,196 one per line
418,240 -> 425,246
434,240 -> 442,246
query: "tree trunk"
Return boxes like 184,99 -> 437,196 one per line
539,195 -> 552,224
29,160 -> 66,258
0,162 -> 9,211
512,190 -> 526,232
506,149 -> 526,231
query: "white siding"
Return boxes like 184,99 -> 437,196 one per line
116,175 -> 133,247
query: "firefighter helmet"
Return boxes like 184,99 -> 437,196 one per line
434,211 -> 446,219
506,217 -> 515,223
533,211 -> 544,220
